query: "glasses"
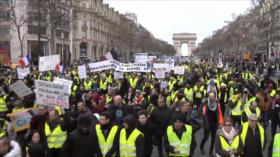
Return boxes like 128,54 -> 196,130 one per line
224,123 -> 232,127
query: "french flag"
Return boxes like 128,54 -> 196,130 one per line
55,64 -> 65,73
19,55 -> 30,67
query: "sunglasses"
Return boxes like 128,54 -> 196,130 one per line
224,123 -> 232,127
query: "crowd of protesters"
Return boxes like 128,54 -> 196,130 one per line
0,59 -> 279,157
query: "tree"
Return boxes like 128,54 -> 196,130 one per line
9,0 -> 28,57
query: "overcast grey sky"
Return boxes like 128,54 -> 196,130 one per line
104,0 -> 251,45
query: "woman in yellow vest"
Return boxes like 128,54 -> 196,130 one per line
164,113 -> 194,157
119,114 -> 145,157
215,117 -> 243,157
272,131 -> 280,157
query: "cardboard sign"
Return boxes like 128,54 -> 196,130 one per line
78,65 -> 87,79
53,77 -> 73,92
9,81 -> 33,98
35,80 -> 70,109
135,53 -> 148,63
153,63 -> 169,71
114,71 -> 123,79
174,66 -> 185,75
17,67 -> 30,79
39,55 -> 60,72
155,69 -> 165,79
10,109 -> 32,132
113,60 -> 150,72
88,60 -> 112,72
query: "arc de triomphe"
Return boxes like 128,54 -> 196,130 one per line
173,33 -> 197,56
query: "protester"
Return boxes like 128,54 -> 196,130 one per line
0,137 -> 21,157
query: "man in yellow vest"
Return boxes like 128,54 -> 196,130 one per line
119,114 -> 145,157
228,88 -> 243,127
0,89 -> 9,117
164,113 -> 194,157
45,109 -> 66,157
95,111 -> 120,157
241,100 -> 261,124
240,114 -> 265,157
83,78 -> 93,91
272,129 -> 280,157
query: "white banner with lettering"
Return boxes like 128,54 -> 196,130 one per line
88,60 -> 112,72
9,81 -> 33,98
174,66 -> 185,75
35,80 -> 70,109
39,55 -> 60,72
17,67 -> 30,79
78,65 -> 87,79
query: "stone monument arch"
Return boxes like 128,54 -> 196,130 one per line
173,33 -> 197,56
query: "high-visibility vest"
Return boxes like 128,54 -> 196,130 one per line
100,80 -> 108,90
168,80 -> 177,92
167,125 -> 192,156
106,95 -> 113,105
184,88 -> 193,102
231,98 -> 243,116
119,128 -> 143,157
270,89 -> 276,98
0,118 -> 7,138
0,96 -> 8,112
129,78 -> 138,89
229,87 -> 235,98
45,123 -> 66,149
241,122 -> 264,149
70,85 -> 78,96
273,133 -> 280,157
107,75 -> 113,84
244,107 -> 260,120
96,124 -> 118,156
171,91 -> 179,103
244,96 -> 256,109
218,135 -> 240,154
84,81 -> 93,90
194,85 -> 205,99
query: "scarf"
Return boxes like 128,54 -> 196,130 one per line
207,99 -> 217,111
222,127 -> 236,144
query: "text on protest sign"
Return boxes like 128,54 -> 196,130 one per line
114,71 -> 124,79
135,53 -> 148,63
9,81 -> 33,98
78,65 -> 87,79
17,67 -> 30,79
155,69 -> 165,79
39,55 -> 60,72
35,80 -> 70,109
88,60 -> 112,72
53,77 -> 73,92
174,66 -> 185,75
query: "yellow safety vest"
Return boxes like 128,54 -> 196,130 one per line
100,80 -> 108,90
106,96 -> 113,105
184,88 -> 193,102
219,135 -> 240,152
167,125 -> 192,157
0,96 -> 8,112
107,75 -> 113,84
171,91 -> 179,103
273,133 -> 280,157
231,97 -> 243,116
168,80 -> 177,92
244,96 -> 256,109
96,124 -> 118,156
84,81 -> 93,90
244,107 -> 260,120
241,122 -> 264,149
270,90 -> 276,98
70,85 -> 78,96
119,128 -> 143,157
129,78 -> 138,89
45,123 -> 66,149
194,85 -> 205,99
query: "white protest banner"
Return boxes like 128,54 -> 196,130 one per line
155,69 -> 165,79
9,109 -> 32,132
116,63 -> 150,72
165,59 -> 175,71
135,53 -> 148,63
153,63 -> 169,71
174,66 -> 185,75
9,81 -> 32,98
114,71 -> 123,79
39,55 -> 60,72
53,77 -> 73,92
78,65 -> 87,79
160,80 -> 168,90
17,67 -> 30,79
88,60 -> 112,72
35,80 -> 70,109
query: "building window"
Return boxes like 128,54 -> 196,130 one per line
63,31 -> 69,39
80,42 -> 87,57
28,25 -> 47,35
0,11 -> 9,20
56,30 -> 62,38
81,21 -> 87,32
